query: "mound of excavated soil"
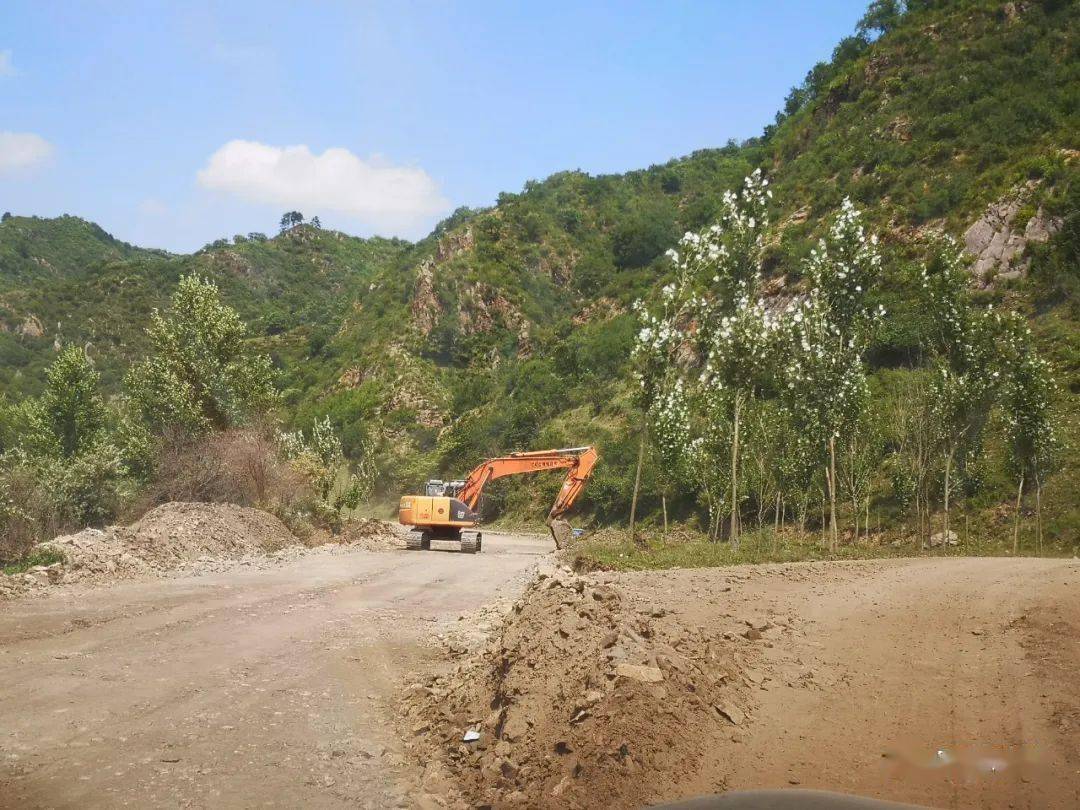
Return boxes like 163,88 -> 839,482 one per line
401,570 -> 754,809
0,505 -> 408,598
31,502 -> 297,586
338,517 -> 407,550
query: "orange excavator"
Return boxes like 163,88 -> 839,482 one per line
398,446 -> 599,553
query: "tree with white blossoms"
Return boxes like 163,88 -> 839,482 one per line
647,376 -> 692,536
918,239 -> 1004,544
778,198 -> 884,551
633,169 -> 773,545
777,293 -> 869,551
630,275 -> 683,543
999,313 -> 1059,554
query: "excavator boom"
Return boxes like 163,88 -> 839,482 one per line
398,445 -> 598,552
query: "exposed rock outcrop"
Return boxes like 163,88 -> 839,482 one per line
17,313 -> 44,338
411,258 -> 442,336
459,284 -> 532,357
435,226 -> 475,263
963,183 -> 1062,284
572,297 -> 625,325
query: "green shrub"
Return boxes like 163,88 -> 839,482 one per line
126,275 -> 279,436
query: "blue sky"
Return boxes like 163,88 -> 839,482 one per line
1,1 -> 868,252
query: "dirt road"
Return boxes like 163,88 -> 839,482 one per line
643,557 -> 1080,809
3,545 -> 1077,809
0,533 -> 552,809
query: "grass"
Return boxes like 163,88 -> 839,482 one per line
2,547 -> 64,576
571,521 -> 1078,572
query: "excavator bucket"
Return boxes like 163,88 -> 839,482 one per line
547,517 -> 574,550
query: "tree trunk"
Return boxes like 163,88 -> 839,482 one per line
820,491 -> 827,547
1035,475 -> 1043,555
730,393 -> 742,549
852,494 -> 859,545
661,494 -> 668,538
828,436 -> 838,553
864,495 -> 870,544
943,449 -> 954,552
772,491 -> 782,554
1012,474 -> 1024,555
629,427 -> 646,548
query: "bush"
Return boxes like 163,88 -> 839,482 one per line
0,446 -> 130,563
278,417 -> 374,530
136,428 -> 309,513
126,275 -> 279,436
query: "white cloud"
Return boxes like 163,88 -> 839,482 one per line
196,140 -> 450,236
0,131 -> 54,173
0,50 -> 14,77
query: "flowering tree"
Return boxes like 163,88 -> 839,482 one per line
918,240 -> 1003,542
632,170 -> 773,545
999,314 -> 1059,553
777,293 -> 869,550
778,198 -> 883,550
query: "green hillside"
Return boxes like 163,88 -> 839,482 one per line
1,0 -> 1076,541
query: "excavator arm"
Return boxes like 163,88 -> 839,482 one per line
457,446 -> 598,548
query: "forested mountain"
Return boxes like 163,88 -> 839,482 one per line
1,0 -> 1076,533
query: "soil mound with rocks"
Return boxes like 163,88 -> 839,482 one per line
402,570 -> 753,809
0,505 -> 407,598
42,502 -> 297,583
337,517 -> 406,550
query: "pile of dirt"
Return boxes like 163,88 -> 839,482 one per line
401,569 -> 753,809
337,517 -> 406,550
7,502 -> 298,592
0,505 -> 409,598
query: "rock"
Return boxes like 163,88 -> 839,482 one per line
716,703 -> 746,726
498,757 -> 519,779
929,530 -> 959,548
422,763 -> 452,794
614,663 -> 665,683
575,690 -> 604,712
500,714 -> 529,743
742,627 -> 763,641
551,774 -> 573,797
590,585 -> 618,602
962,184 -> 1062,284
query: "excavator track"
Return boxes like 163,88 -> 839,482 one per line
405,530 -> 431,551
460,531 -> 482,554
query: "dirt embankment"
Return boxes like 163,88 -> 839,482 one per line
0,502 -> 401,598
402,568 -> 769,809
404,558 -> 1080,810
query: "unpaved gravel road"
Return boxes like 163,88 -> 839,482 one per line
0,533 -> 552,809
3,543 -> 1077,810
656,557 -> 1080,809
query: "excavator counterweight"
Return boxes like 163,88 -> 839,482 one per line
398,446 -> 598,553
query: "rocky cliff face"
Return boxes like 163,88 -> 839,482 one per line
963,182 -> 1062,285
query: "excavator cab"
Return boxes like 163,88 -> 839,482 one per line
399,446 -> 598,554
423,480 -> 465,497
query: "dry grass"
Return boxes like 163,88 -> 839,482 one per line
133,428 -> 313,517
